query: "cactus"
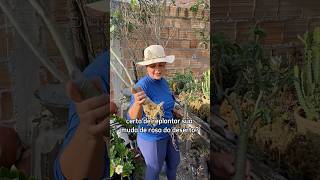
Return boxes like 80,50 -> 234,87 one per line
294,27 -> 320,121
201,69 -> 210,99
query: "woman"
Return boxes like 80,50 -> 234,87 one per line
128,45 -> 181,180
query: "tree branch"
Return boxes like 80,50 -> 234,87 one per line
0,1 -> 68,83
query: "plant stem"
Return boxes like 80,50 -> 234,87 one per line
111,61 -> 131,88
110,48 -> 135,86
232,129 -> 249,180
75,0 -> 94,56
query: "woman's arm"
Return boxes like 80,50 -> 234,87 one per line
59,81 -> 110,180
128,89 -> 146,119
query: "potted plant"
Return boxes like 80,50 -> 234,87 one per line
109,128 -> 143,180
294,27 -> 320,135
213,26 -> 291,180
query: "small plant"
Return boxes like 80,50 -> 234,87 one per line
171,68 -> 200,95
201,69 -> 210,99
214,25 -> 290,180
109,129 -> 141,179
294,27 -> 320,121
0,166 -> 35,180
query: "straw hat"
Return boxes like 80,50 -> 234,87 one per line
137,45 -> 175,66
86,0 -> 108,13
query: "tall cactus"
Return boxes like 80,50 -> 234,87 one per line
201,69 -> 210,99
294,27 -> 320,121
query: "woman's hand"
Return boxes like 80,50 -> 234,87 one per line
131,87 -> 146,106
60,79 -> 117,180
66,79 -> 115,141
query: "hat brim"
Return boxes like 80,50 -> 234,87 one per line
136,55 -> 175,66
86,0 -> 108,13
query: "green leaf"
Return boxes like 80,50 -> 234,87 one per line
110,25 -> 115,33
122,161 -> 134,177
110,163 -> 115,177
130,0 -> 137,9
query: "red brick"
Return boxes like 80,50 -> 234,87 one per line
279,0 -> 302,19
0,91 -> 13,120
236,21 -> 255,43
0,63 -> 11,89
260,21 -> 284,45
169,6 -> 178,17
229,0 -> 255,19
173,40 -> 191,48
53,0 -> 70,23
178,7 -> 189,18
164,18 -> 174,27
308,19 -> 320,32
302,2 -> 320,17
212,0 -> 229,19
213,21 -> 236,40
164,40 -> 174,48
284,19 -> 308,44
179,19 -> 192,29
178,29 -> 188,39
191,19 -> 206,29
190,39 -> 199,48
161,27 -> 169,39
254,0 -> 279,19
166,49 -> 194,59
168,28 -> 179,38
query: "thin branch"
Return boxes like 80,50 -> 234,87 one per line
28,0 -> 80,79
225,93 -> 244,129
110,48 -> 135,86
0,1 -> 67,83
75,0 -> 95,57
249,90 -> 263,128
110,61 -> 131,88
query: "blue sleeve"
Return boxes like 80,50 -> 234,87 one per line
53,104 -> 79,180
54,52 -> 109,179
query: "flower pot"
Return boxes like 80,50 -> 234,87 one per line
294,107 -> 320,136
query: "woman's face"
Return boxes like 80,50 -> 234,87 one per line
146,62 -> 166,80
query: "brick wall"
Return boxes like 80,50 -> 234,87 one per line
0,0 -> 106,128
213,0 -> 320,55
119,0 -> 210,79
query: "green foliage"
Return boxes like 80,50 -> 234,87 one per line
111,114 -> 134,129
169,68 -> 202,99
0,166 -> 35,180
190,0 -> 209,49
294,27 -> 320,121
212,33 -> 241,104
201,69 -> 210,99
190,0 -> 209,13
215,25 -> 292,127
109,129 -> 136,178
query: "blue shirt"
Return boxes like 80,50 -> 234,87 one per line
54,52 -> 109,179
128,75 -> 175,141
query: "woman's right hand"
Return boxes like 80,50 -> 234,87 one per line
66,79 -> 116,141
131,87 -> 146,106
